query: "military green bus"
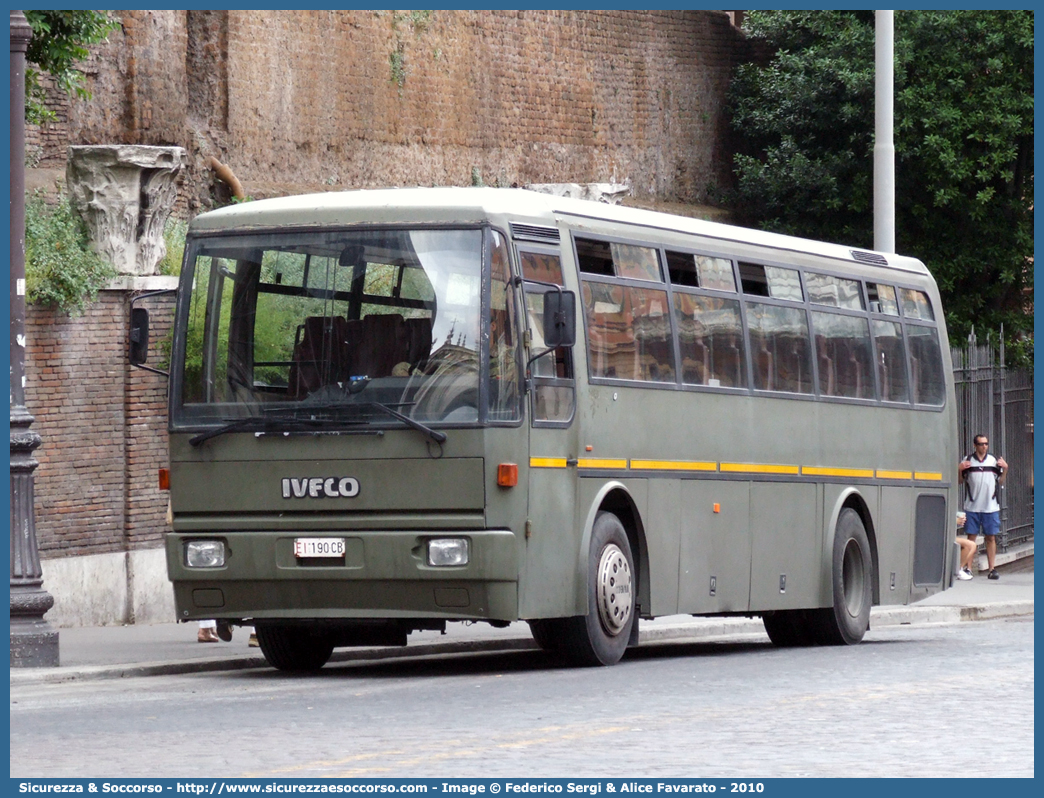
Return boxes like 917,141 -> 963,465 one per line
136,187 -> 958,670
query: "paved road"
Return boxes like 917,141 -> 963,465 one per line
11,616 -> 1033,778
13,571 -> 1033,682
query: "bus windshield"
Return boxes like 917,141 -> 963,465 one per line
173,226 -> 520,429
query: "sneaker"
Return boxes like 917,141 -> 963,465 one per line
956,569 -> 972,580
248,632 -> 259,648
197,627 -> 220,643
988,569 -> 1000,580
961,567 -> 973,578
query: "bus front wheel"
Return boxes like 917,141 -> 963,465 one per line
556,511 -> 636,667
814,508 -> 873,645
255,624 -> 335,672
527,619 -> 563,652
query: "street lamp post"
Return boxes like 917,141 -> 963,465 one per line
10,9 -> 59,667
874,9 -> 895,254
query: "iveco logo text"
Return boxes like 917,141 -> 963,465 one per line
281,477 -> 360,499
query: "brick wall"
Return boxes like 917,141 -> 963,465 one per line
23,10 -> 751,564
25,291 -> 174,559
124,293 -> 175,550
31,10 -> 749,215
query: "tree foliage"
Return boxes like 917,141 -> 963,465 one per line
727,10 -> 1033,350
24,10 -> 118,124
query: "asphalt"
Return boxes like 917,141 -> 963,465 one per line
10,565 -> 1033,685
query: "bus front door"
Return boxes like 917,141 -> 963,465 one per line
519,256 -> 580,620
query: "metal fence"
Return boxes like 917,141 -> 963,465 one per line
951,330 -> 1034,551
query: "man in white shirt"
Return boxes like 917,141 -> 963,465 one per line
958,434 -> 1008,580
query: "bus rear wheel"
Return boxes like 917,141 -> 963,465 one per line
762,609 -> 816,647
814,508 -> 873,645
556,511 -> 636,667
255,624 -> 335,672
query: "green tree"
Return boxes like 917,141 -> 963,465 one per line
24,10 -> 118,124
728,10 -> 1033,350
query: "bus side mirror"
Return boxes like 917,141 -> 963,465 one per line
129,307 -> 150,365
542,290 -> 576,349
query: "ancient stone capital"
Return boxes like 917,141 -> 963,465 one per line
67,145 -> 187,276
525,181 -> 632,205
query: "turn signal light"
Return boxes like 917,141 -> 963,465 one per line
497,463 -> 518,487
158,468 -> 170,491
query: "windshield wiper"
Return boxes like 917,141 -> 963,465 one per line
277,399 -> 447,445
189,401 -> 446,448
189,416 -> 267,447
361,401 -> 447,445
188,412 -> 366,448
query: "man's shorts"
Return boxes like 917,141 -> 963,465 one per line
965,511 -> 1001,537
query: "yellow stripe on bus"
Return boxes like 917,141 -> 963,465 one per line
630,459 -> 718,472
576,458 -> 628,470
801,466 -> 875,479
876,469 -> 914,480
530,457 -> 568,469
720,462 -> 800,476
532,458 -> 939,481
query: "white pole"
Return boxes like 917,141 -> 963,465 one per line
874,10 -> 895,254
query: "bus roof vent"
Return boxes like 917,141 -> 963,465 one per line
850,249 -> 889,266
511,223 -> 560,244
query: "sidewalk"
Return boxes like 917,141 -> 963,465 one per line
11,568 -> 1032,686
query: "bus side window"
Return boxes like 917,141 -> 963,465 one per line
872,319 -> 910,402
740,262 -> 802,301
900,288 -> 935,320
806,272 -> 864,310
745,302 -> 814,394
907,324 -> 945,405
581,280 -> 674,383
577,237 -> 662,283
672,292 -> 746,388
810,311 -> 874,400
867,282 -> 900,315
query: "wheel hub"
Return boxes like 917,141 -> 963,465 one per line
596,543 -> 633,636
842,538 -> 866,616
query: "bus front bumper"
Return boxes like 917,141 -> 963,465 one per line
166,529 -> 519,622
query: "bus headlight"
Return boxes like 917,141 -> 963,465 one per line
185,540 -> 226,568
427,538 -> 469,567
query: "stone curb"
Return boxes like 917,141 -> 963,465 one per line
10,601 -> 1033,686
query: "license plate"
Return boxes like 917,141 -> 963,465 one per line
294,538 -> 346,558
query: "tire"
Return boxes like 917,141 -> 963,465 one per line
813,508 -> 873,646
762,609 -> 816,647
255,624 -> 335,672
556,511 -> 637,667
527,619 -> 562,652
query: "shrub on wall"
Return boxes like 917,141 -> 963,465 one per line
158,217 -> 188,276
24,191 -> 117,314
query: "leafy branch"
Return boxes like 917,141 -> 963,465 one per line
24,10 -> 118,124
